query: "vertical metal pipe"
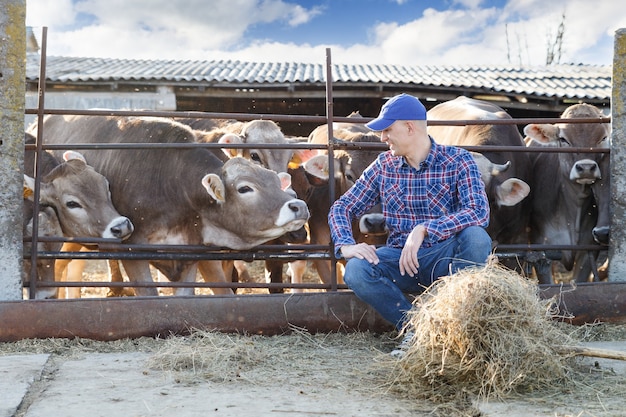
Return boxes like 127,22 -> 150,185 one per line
27,27 -> 49,298
325,48 -> 339,291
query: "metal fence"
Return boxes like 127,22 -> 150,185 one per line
22,29 -> 611,299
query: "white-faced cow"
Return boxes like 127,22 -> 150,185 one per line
30,115 -> 309,296
524,103 -> 610,284
23,133 -> 134,298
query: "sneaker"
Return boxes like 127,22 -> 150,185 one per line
390,331 -> 414,358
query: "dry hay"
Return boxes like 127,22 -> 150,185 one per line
144,327 -> 396,389
387,264 -> 580,404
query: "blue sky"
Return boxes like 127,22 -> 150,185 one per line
26,0 -> 625,66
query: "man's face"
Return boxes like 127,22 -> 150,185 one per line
380,121 -> 412,157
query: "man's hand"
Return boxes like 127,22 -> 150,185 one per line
340,243 -> 379,264
400,225 -> 427,277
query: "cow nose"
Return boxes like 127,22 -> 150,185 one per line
592,226 -> 610,245
109,217 -> 134,240
570,159 -> 600,184
364,215 -> 386,234
576,162 -> 598,176
288,199 -> 309,219
359,213 -> 387,235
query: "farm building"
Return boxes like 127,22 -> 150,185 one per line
24,28 -> 611,135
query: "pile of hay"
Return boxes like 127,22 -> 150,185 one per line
389,264 -> 579,401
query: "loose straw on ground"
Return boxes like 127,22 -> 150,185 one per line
388,263 -> 580,401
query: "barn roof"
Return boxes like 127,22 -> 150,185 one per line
26,54 -> 611,103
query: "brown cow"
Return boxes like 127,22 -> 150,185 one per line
23,149 -> 63,300
103,118 -> 312,296
30,115 -> 309,296
23,133 -> 134,298
524,103 -> 610,283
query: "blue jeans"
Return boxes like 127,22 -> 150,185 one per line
343,226 -> 492,330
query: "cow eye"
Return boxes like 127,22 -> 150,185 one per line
66,201 -> 83,209
558,136 -> 570,146
345,168 -> 357,183
250,152 -> 262,163
237,185 -> 253,194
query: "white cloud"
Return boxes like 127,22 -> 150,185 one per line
375,8 -> 499,61
25,0 -> 622,65
286,4 -> 324,27
27,0 -> 322,59
25,0 -> 77,28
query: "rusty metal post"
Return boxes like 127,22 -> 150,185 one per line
0,0 -> 26,300
609,28 -> 626,281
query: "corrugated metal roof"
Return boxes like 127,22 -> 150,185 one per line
26,54 -> 611,101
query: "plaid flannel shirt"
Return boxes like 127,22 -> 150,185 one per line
328,137 -> 490,257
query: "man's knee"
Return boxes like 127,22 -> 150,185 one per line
343,257 -> 371,287
459,226 -> 492,261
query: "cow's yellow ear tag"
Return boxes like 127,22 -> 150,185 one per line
23,186 -> 34,199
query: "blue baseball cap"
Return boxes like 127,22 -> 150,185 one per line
365,93 -> 427,131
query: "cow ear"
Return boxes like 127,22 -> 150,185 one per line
495,178 -> 530,207
288,148 -> 319,169
23,175 -> 36,201
303,154 -> 331,180
63,150 -> 87,163
523,124 -> 559,145
277,172 -> 292,191
202,174 -> 226,204
218,133 -> 243,159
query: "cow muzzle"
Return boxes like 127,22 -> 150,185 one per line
103,216 -> 134,240
275,199 -> 310,230
570,159 -> 601,185
359,213 -> 387,235
592,225 -> 610,246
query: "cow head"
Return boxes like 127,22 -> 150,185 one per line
214,120 -> 314,175
200,157 -> 310,249
302,153 -> 354,196
470,152 -> 530,207
308,123 -> 382,184
524,104 -> 609,186
299,153 -> 387,244
24,152 -> 134,240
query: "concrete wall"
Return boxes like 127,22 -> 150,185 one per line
0,0 -> 26,300
609,29 -> 626,281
